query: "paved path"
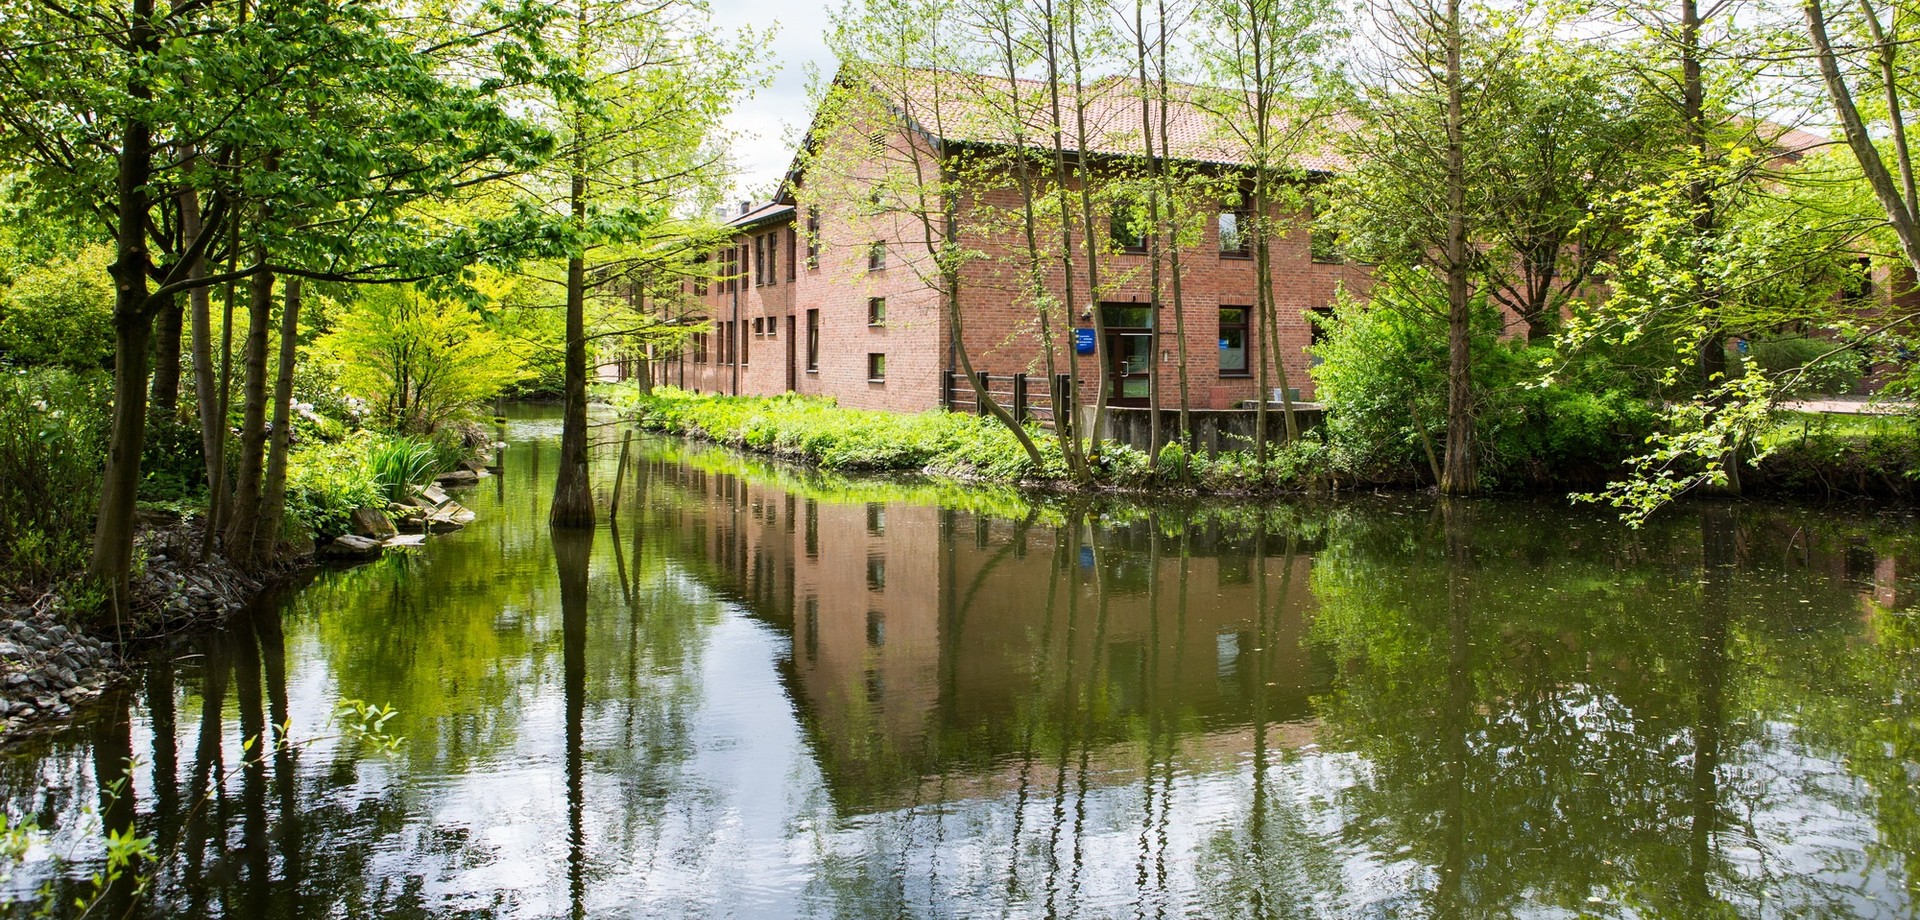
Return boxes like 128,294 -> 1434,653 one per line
1782,395 -> 1914,415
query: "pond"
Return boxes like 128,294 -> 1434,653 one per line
2,405 -> 1917,918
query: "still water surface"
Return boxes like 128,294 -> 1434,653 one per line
3,407 -> 1919,918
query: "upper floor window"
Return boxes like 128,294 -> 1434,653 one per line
787,227 -> 798,282
1311,227 -> 1345,264
867,352 -> 887,381
764,232 -> 778,286
868,297 -> 887,326
868,241 -> 887,271
806,209 -> 821,268
1219,207 -> 1251,256
1111,199 -> 1150,253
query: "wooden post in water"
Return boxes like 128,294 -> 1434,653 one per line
609,429 -> 633,521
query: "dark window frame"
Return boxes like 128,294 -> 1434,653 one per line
867,241 -> 887,271
867,352 -> 887,382
806,309 -> 820,371
868,297 -> 887,327
1218,306 -> 1251,377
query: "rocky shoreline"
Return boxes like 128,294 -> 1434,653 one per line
0,457 -> 498,746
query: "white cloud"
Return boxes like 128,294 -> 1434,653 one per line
710,0 -> 838,200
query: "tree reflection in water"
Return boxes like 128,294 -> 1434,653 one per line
0,415 -> 1914,918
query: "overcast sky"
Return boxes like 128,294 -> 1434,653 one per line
710,0 -> 837,200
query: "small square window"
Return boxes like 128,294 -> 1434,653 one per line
867,241 -> 887,271
868,297 -> 887,326
867,352 -> 886,382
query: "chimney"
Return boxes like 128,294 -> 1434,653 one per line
739,200 -> 750,215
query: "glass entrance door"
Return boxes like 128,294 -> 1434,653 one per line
1110,331 -> 1153,405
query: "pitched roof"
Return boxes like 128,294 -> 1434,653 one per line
873,66 -> 1352,174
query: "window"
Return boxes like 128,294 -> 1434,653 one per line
1219,207 -> 1251,256
1219,307 -> 1249,375
764,232 -> 777,286
867,352 -> 887,382
867,241 -> 887,271
694,254 -> 708,295
868,297 -> 886,326
1311,227 -> 1344,264
1101,303 -> 1153,329
753,235 -> 765,286
806,309 -> 820,371
787,227 -> 798,281
1309,306 -> 1333,366
694,331 -> 708,363
740,320 -> 749,365
1849,256 -> 1873,300
765,317 -> 776,339
1112,199 -> 1149,253
806,209 -> 820,268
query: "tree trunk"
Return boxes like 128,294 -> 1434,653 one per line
90,0 -> 159,622
255,277 -> 302,559
152,295 -> 183,416
225,255 -> 275,563
1439,0 -> 1478,496
551,174 -> 595,527
182,192 -> 222,559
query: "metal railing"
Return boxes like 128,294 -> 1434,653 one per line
941,370 -> 1073,431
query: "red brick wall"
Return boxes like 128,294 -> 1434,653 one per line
669,123 -> 1376,414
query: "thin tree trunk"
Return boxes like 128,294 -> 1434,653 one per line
182,190 -> 221,560
226,248 -> 275,562
1439,0 -> 1477,495
1156,5 -> 1191,457
1809,0 -> 1920,269
1682,0 -> 1736,496
90,0 -> 159,622
1041,0 -> 1094,479
552,5 -> 595,528
1135,0 -> 1165,459
1064,0 -> 1114,453
255,277 -> 302,559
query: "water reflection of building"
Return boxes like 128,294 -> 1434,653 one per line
640,454 -> 1325,814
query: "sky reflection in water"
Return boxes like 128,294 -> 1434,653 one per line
1,405 -> 1917,919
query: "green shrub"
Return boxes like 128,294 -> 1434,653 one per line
285,436 -> 386,539
0,245 -> 114,371
1739,335 -> 1865,396
1310,268 -> 1655,488
139,412 -> 206,503
0,367 -> 108,587
366,436 -> 440,504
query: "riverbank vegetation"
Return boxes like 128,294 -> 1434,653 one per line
0,0 -> 764,631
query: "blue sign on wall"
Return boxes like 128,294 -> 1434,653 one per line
1074,328 -> 1097,354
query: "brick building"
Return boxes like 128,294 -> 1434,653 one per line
665,68 -> 1371,419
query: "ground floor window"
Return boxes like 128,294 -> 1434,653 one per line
1219,307 -> 1249,375
867,352 -> 886,382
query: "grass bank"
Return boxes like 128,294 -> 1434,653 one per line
615,386 -> 1331,495
618,386 -> 1920,502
